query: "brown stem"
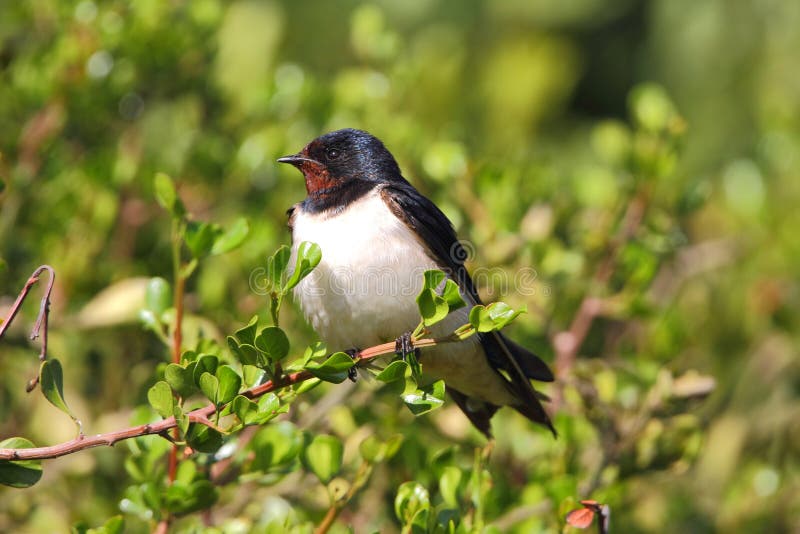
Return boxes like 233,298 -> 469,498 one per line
315,506 -> 339,534
552,189 -> 650,383
0,265 -> 56,392
314,460 -> 372,534
172,275 -> 184,365
0,339 -> 438,461
167,272 -> 186,485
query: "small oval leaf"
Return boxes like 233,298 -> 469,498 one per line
302,434 -> 344,484
147,381 -> 175,418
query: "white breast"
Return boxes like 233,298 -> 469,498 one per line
291,189 -> 438,349
290,188 -> 517,406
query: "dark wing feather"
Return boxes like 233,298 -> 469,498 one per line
447,388 -> 499,439
380,183 -> 555,435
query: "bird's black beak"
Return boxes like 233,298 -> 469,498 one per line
277,153 -> 318,168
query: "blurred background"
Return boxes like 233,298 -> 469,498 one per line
1,0 -> 798,532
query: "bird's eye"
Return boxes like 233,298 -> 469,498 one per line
325,147 -> 340,160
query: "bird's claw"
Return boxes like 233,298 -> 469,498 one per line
345,348 -> 360,382
394,332 -> 414,361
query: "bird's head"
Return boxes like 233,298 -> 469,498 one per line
278,128 -> 402,198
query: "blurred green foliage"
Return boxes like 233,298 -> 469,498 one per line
1,0 -> 799,532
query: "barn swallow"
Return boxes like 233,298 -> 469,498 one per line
278,128 -> 555,437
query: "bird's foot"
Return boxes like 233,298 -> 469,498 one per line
394,332 -> 415,361
345,348 -> 361,382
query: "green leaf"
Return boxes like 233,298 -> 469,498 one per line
119,482 -> 162,521
164,364 -> 196,398
258,392 -> 281,412
147,381 -> 175,418
145,277 -> 171,314
468,303 -> 524,333
417,288 -> 449,326
486,302 -> 525,330
359,434 -> 404,463
198,372 -> 219,404
359,435 -> 383,463
283,241 -> 322,292
154,172 -> 184,217
186,423 -> 223,453
395,481 -> 430,524
423,269 -> 446,290
229,340 -> 259,366
302,434 -> 344,484
234,392 -> 282,426
630,83 -> 677,132
185,424 -> 224,453
232,395 -> 259,425
215,365 -> 241,405
251,421 -> 303,470
92,515 -> 125,534
305,352 -> 355,383
255,326 -> 290,363
0,437 -> 43,488
375,360 -> 411,383
441,279 -> 466,311
267,245 -> 291,288
468,305 -> 491,332
294,377 -> 322,394
39,359 -> 79,422
383,434 -> 404,460
192,354 -> 218,386
439,466 -> 463,507
184,221 -> 219,259
409,508 -> 430,533
299,341 -> 327,368
174,406 -> 190,437
242,364 -> 265,387
233,315 -> 259,345
211,217 -> 249,255
164,479 -> 218,515
402,380 -> 446,416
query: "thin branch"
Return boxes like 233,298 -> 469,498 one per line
315,459 -> 373,534
552,189 -> 649,383
0,339 -> 439,461
0,265 -> 56,392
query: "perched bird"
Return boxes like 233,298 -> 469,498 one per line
278,128 -> 555,437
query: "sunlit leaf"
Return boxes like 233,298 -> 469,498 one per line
39,359 -> 79,424
147,381 -> 174,418
198,372 -> 219,404
423,269 -> 446,290
394,481 -> 430,524
305,352 -> 355,383
441,279 -> 466,311
267,245 -> 291,288
375,360 -> 410,383
402,380 -> 445,416
215,365 -> 241,405
283,241 -> 322,292
255,326 -> 290,363
417,288 -> 449,326
164,363 -> 196,398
